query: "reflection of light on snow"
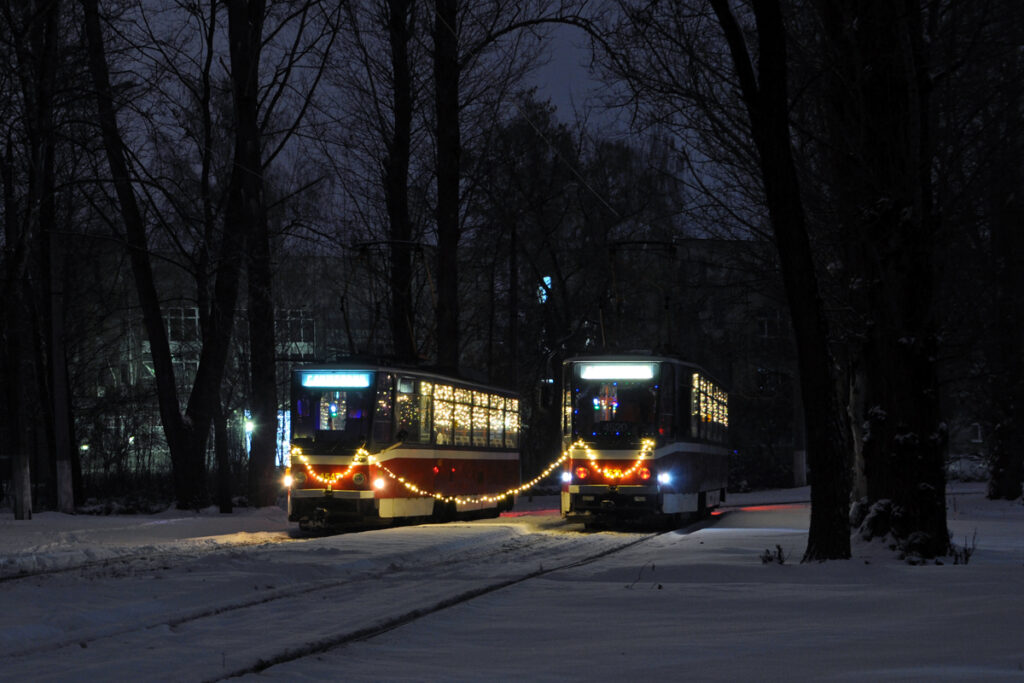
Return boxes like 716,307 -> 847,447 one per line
500,508 -> 559,517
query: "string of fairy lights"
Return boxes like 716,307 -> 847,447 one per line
289,438 -> 656,505
576,438 -> 655,479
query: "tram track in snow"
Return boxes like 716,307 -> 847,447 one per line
213,526 -> 671,681
1,518 -> 680,681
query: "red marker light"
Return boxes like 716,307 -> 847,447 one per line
638,467 -> 651,480
575,466 -> 590,480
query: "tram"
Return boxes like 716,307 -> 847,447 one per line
560,355 -> 729,525
284,362 -> 521,529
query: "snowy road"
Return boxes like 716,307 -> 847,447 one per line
1,503 -> 677,681
6,485 -> 1024,682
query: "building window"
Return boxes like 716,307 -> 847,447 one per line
757,309 -> 781,338
278,308 -> 315,357
279,309 -> 314,344
167,307 -> 199,342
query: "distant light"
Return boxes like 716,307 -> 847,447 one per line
537,275 -> 552,303
245,420 -> 255,433
657,472 -> 672,484
301,371 -> 372,388
580,363 -> 655,380
80,444 -> 89,452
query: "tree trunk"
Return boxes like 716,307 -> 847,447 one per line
711,0 -> 852,561
433,0 -> 460,372
215,408 -> 233,513
15,0 -> 75,513
5,286 -> 35,520
1,130 -> 32,519
226,0 -> 276,508
817,0 -> 949,557
386,0 -> 417,362
985,22 -> 1024,501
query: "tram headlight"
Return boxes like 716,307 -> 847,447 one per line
283,472 -> 293,488
560,471 -> 572,484
373,477 -> 387,490
657,472 -> 672,485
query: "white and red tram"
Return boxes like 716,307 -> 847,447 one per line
285,363 -> 521,529
560,355 -> 729,525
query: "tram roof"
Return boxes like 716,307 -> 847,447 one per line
290,361 -> 518,396
563,354 -> 727,388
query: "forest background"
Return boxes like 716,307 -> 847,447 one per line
1,0 -> 1021,562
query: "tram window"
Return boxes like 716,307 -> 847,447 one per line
315,390 -> 369,440
434,384 -> 454,445
505,398 -> 520,448
418,382 -> 433,444
472,405 -> 488,446
454,393 -> 472,446
489,405 -> 504,447
573,378 -> 656,443
658,364 -> 674,439
396,379 -> 420,443
319,394 -> 347,431
690,373 -> 700,438
373,373 -> 394,444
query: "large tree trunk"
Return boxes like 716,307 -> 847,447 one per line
986,30 -> 1024,501
2,134 -> 33,519
711,0 -> 852,561
386,0 -> 417,362
226,0 -> 276,508
818,0 -> 949,557
4,286 -> 35,520
11,0 -> 75,513
433,0 -> 460,372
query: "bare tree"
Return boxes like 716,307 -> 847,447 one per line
2,0 -> 77,515
430,1 -> 585,373
596,1 -> 851,559
83,0 -> 246,508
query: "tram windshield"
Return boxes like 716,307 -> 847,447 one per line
291,370 -> 375,447
570,363 -> 658,446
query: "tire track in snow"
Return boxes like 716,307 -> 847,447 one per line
212,529 -> 667,681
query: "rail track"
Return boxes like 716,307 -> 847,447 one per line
1,517 -> 681,681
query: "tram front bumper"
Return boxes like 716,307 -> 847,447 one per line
565,484 -> 661,516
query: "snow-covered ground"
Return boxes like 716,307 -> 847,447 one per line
1,482 -> 1022,681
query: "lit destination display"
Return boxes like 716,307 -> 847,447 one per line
579,363 -> 655,380
300,371 -> 372,388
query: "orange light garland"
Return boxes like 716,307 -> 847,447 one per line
293,447 -> 369,486
289,437 -> 655,504
369,451 -> 569,505
571,438 -> 655,480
